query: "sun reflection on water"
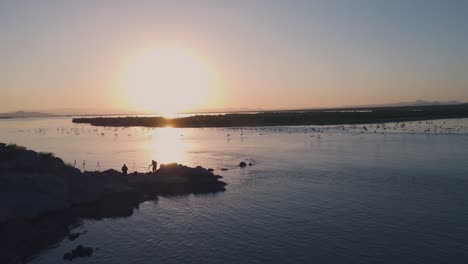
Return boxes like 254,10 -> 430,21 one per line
146,127 -> 189,165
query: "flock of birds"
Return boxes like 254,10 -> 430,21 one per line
219,120 -> 468,138
9,119 -> 468,172
15,119 -> 468,139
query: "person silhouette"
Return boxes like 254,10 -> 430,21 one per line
149,160 -> 158,173
122,164 -> 128,175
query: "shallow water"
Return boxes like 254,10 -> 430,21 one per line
1,117 -> 468,263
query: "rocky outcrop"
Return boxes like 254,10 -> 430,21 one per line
0,143 -> 227,223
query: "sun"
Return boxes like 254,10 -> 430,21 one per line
122,47 -> 214,115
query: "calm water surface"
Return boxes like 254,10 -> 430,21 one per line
1,117 -> 468,263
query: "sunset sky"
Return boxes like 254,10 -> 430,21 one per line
1,0 -> 468,114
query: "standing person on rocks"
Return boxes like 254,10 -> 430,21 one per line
122,164 -> 128,175
149,160 -> 158,173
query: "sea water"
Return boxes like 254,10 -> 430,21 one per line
1,117 -> 468,263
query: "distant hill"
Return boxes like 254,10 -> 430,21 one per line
192,101 -> 465,114
345,100 -> 464,109
0,111 -> 57,119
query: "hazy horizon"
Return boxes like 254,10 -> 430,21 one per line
0,99 -> 465,117
2,0 -> 468,114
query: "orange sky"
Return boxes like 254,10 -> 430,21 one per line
1,1 -> 467,114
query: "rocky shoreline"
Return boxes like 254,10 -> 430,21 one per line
0,143 -> 226,223
0,143 -> 227,263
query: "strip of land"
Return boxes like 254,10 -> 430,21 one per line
72,103 -> 468,127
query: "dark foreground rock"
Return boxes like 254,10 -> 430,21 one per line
0,143 -> 227,263
63,245 -> 93,261
68,231 -> 87,241
0,192 -> 158,264
0,143 -> 226,223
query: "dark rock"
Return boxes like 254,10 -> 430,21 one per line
68,233 -> 80,241
207,168 -> 214,172
63,245 -> 93,261
63,252 -> 72,260
68,231 -> 87,241
0,143 -> 227,223
102,169 -> 120,175
239,162 -> 247,167
0,164 -> 226,264
220,168 -> 228,171
248,163 -> 253,166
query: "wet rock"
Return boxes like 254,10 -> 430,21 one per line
63,252 -> 72,260
68,233 -> 80,241
68,231 -> 87,241
220,168 -> 229,171
248,163 -> 253,166
208,168 -> 214,172
63,245 -> 93,261
239,162 -> 247,167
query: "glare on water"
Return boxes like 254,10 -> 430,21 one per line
1,117 -> 468,264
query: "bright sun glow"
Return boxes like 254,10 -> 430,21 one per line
146,128 -> 189,165
122,47 -> 214,115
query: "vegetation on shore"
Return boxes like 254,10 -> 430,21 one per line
72,104 -> 468,128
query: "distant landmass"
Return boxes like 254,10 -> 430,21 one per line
2,100 -> 465,118
344,100 -> 464,109
190,100 -> 465,114
0,111 -> 57,119
73,103 -> 468,128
